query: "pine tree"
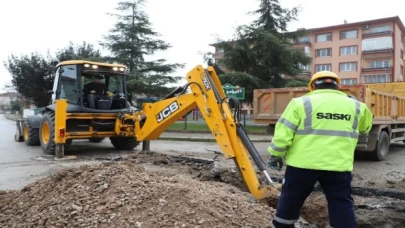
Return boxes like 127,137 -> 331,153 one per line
250,0 -> 300,32
55,41 -> 103,62
216,0 -> 311,88
101,0 -> 184,97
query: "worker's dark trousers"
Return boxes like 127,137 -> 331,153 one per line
87,94 -> 112,109
272,165 -> 356,228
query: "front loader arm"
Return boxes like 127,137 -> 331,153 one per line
134,65 -> 278,200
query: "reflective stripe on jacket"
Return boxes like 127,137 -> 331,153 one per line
267,89 -> 373,172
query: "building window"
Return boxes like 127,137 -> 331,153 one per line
340,62 -> 357,71
297,36 -> 310,43
341,29 -> 357,39
362,37 -> 392,51
304,46 -> 311,56
401,49 -> 404,60
362,74 -> 391,83
401,65 -> 404,75
216,48 -> 224,53
316,48 -> 332,57
369,25 -> 391,33
341,79 -> 357,85
316,33 -> 332,42
369,60 -> 390,68
340,46 -> 357,55
298,63 -> 310,72
315,64 -> 331,72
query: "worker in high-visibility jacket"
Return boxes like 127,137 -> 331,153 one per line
268,71 -> 373,228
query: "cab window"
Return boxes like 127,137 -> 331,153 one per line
58,65 -> 79,104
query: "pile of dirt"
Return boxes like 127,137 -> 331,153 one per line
0,160 -> 276,228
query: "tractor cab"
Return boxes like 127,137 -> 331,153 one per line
51,60 -> 133,113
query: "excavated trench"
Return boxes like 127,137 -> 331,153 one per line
128,151 -> 405,228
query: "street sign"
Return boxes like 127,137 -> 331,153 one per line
223,84 -> 245,100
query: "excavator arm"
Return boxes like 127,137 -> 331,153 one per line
133,65 -> 279,200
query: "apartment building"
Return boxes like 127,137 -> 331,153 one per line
210,16 -> 405,85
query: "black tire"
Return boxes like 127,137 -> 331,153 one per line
89,137 -> 105,143
110,137 -> 140,150
367,131 -> 390,161
23,119 -> 40,146
39,112 -> 56,155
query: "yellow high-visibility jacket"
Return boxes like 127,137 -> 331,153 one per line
268,89 -> 373,172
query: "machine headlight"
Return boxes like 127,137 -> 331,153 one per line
84,64 -> 90,67
113,67 -> 118,71
92,65 -> 98,69
119,67 -> 125,71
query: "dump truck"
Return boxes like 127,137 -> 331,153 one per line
253,82 -> 405,161
14,60 -> 280,200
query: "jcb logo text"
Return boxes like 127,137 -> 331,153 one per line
156,101 -> 179,123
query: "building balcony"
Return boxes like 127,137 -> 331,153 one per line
361,66 -> 392,72
292,41 -> 311,48
362,30 -> 392,38
362,48 -> 393,54
362,48 -> 394,58
299,71 -> 311,76
214,52 -> 224,59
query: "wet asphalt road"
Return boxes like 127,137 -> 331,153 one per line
1,115 -> 405,191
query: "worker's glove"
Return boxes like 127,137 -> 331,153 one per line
268,155 -> 283,171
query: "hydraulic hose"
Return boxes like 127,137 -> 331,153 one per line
236,124 -> 274,184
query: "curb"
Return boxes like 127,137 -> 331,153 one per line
164,129 -> 268,135
4,116 -> 20,122
4,115 -> 271,143
158,136 -> 272,143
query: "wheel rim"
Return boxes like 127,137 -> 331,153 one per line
41,122 -> 50,144
380,137 -> 389,157
23,125 -> 29,140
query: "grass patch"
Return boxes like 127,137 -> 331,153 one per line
168,122 -> 267,133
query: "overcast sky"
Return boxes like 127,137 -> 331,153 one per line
0,0 -> 404,93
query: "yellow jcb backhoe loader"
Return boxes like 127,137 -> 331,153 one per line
15,60 -> 279,200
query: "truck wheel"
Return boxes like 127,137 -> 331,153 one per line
23,120 -> 40,146
39,112 -> 56,155
367,131 -> 390,161
110,137 -> 139,150
89,137 -> 105,143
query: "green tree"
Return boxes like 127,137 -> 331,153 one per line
101,0 -> 184,97
283,77 -> 309,87
4,42 -> 104,107
218,72 -> 265,103
55,41 -> 104,62
10,98 -> 23,112
216,0 -> 311,88
4,52 -> 55,107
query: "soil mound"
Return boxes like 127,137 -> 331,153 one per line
0,160 -> 275,228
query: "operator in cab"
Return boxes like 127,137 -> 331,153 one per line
83,75 -> 113,109
267,71 -> 373,228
